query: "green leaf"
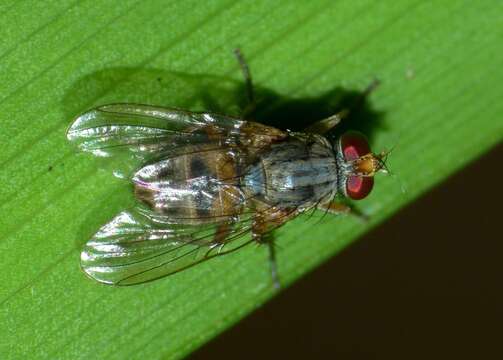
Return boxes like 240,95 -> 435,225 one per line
0,1 -> 501,359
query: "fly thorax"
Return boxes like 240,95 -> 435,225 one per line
244,136 -> 338,206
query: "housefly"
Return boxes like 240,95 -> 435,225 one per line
67,50 -> 387,287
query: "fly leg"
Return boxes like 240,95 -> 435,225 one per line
304,109 -> 348,134
303,79 -> 380,135
317,201 -> 369,222
252,207 -> 298,289
267,238 -> 279,289
205,222 -> 232,257
253,231 -> 280,289
353,78 -> 380,110
234,48 -> 256,119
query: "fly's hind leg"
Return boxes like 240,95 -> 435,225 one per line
303,78 -> 380,135
234,48 -> 256,119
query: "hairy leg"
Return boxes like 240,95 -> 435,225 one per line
233,48 -> 256,118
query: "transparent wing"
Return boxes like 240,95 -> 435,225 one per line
132,149 -> 246,223
81,207 -> 256,285
67,103 -> 286,173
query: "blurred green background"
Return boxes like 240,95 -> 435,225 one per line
0,1 -> 501,359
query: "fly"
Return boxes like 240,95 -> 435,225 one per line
67,49 -> 387,287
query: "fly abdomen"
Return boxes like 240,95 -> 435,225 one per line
132,144 -> 245,223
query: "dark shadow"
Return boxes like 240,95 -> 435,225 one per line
250,82 -> 386,144
62,67 -> 385,143
189,143 -> 503,360
62,67 -> 248,122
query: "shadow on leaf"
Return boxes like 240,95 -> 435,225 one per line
63,66 -> 385,142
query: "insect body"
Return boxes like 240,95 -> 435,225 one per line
67,52 -> 385,286
68,104 -> 385,286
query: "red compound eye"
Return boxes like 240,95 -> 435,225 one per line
340,131 -> 371,161
346,175 -> 374,200
340,132 -> 374,200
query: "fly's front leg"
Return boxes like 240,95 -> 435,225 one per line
234,48 -> 256,119
304,78 -> 380,135
360,78 -> 380,103
317,201 -> 369,222
304,109 -> 348,134
252,207 -> 298,289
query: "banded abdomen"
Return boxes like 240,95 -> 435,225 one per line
133,144 -> 246,224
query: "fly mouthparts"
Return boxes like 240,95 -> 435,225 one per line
352,152 -> 385,177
